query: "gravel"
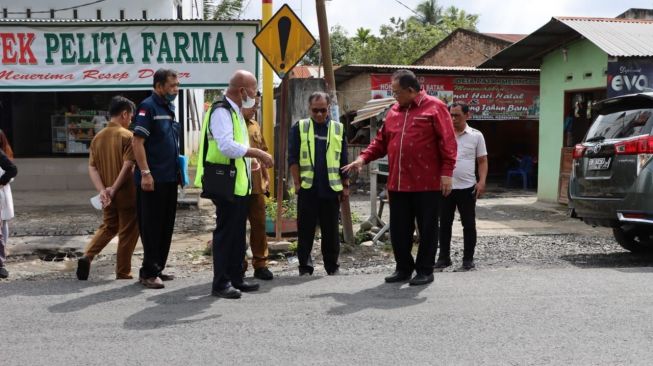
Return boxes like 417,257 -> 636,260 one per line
4,191 -> 652,283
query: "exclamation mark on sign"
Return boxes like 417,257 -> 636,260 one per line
278,16 -> 291,70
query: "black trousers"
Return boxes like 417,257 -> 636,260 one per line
438,186 -> 477,261
136,182 -> 178,279
389,191 -> 439,276
297,189 -> 340,273
212,195 -> 249,290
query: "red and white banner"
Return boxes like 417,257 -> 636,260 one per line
371,74 -> 540,120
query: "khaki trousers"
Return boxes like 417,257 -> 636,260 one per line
85,203 -> 139,278
243,193 -> 269,271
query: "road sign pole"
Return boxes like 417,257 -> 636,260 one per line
316,0 -> 354,245
275,75 -> 289,241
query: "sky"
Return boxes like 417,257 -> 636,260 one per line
240,0 -> 653,36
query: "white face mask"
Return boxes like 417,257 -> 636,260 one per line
242,94 -> 256,109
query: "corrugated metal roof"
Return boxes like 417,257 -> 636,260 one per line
336,64 -> 538,84
558,17 -> 653,57
351,98 -> 395,126
345,64 -> 537,72
481,16 -> 653,69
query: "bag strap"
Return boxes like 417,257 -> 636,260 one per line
203,99 -> 235,167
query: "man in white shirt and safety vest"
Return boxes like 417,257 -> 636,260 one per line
289,91 -> 349,276
195,70 -> 273,299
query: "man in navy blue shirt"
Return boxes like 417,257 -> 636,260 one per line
289,91 -> 348,276
132,69 -> 180,289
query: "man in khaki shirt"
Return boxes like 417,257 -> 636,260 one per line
77,96 -> 139,280
242,96 -> 273,280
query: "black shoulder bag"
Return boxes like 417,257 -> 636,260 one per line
200,103 -> 237,202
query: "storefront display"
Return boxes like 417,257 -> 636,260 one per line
51,111 -> 108,154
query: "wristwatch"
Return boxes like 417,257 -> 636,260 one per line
141,170 -> 152,176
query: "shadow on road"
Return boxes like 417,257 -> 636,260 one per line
2,279 -> 114,297
310,281 -> 428,316
123,283 -> 220,330
254,274 -> 320,294
561,252 -> 653,269
48,282 -> 144,313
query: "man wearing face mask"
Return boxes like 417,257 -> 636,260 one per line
196,70 -> 274,299
288,91 -> 349,276
132,69 -> 181,289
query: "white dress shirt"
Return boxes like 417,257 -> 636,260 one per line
209,96 -> 251,178
452,125 -> 487,190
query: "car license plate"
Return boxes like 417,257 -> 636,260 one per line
588,157 -> 612,170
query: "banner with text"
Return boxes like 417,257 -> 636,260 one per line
0,22 -> 258,91
607,58 -> 653,97
371,74 -> 540,120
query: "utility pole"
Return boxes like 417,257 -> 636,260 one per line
316,0 -> 354,245
262,0 -> 275,196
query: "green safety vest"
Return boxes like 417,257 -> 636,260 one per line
298,118 -> 344,191
194,101 -> 250,196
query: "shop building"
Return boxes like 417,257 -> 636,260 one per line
0,1 -> 258,190
481,9 -> 653,203
335,64 -> 540,182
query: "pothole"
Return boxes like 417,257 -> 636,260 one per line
33,248 -> 83,262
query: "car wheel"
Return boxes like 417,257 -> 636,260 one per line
612,225 -> 653,254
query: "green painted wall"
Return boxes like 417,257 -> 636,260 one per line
538,39 -> 607,202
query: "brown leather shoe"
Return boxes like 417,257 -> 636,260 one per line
116,274 -> 134,280
140,276 -> 164,289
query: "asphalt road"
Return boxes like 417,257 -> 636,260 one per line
3,267 -> 653,365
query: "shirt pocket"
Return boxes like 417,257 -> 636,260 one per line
459,143 -> 476,160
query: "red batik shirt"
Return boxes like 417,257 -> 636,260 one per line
360,91 -> 457,192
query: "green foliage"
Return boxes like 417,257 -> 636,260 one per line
300,1 -> 479,66
203,0 -> 243,20
351,211 -> 362,224
265,197 -> 297,219
288,241 -> 298,252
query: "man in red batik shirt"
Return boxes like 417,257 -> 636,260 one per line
343,69 -> 457,286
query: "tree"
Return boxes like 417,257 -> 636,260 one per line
440,6 -> 479,33
410,0 -> 442,26
354,28 -> 373,45
203,0 -> 243,20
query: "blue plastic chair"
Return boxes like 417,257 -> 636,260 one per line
506,156 -> 534,189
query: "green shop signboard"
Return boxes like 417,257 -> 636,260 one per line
0,21 -> 259,91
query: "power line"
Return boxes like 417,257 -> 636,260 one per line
7,0 -> 107,15
392,0 -> 425,21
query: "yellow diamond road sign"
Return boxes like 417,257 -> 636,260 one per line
253,4 -> 316,79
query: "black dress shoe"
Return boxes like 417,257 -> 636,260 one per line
159,273 -> 175,281
0,267 -> 8,279
299,267 -> 314,276
384,271 -> 412,283
434,258 -> 452,270
232,281 -> 260,292
76,256 -> 90,280
254,267 -> 274,280
409,273 -> 434,286
212,286 -> 242,299
462,260 -> 476,270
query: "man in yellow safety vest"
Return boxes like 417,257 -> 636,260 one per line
195,70 -> 273,299
289,91 -> 349,276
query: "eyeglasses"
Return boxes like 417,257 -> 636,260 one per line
312,108 -> 328,114
450,113 -> 462,117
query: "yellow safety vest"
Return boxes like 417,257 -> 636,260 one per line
298,118 -> 343,191
194,101 -> 250,196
